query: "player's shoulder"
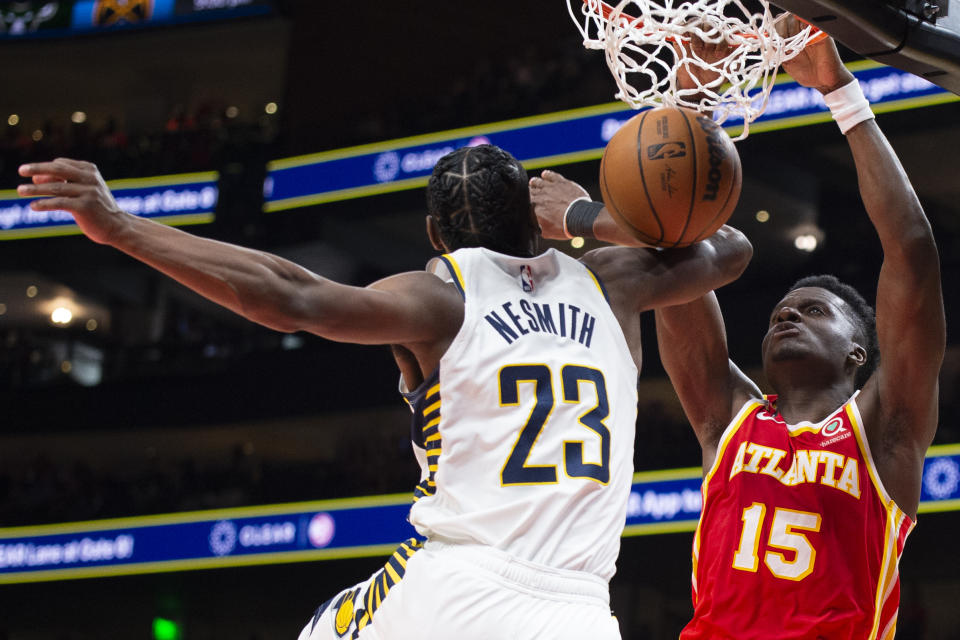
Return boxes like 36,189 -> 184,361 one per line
578,245 -> 658,276
367,266 -> 462,302
577,246 -> 661,306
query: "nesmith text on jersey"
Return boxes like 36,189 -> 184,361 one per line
484,299 -> 597,347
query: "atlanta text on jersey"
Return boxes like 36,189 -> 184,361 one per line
728,441 -> 862,499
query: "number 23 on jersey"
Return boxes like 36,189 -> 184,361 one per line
498,363 -> 611,486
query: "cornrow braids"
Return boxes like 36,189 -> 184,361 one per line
789,274 -> 879,388
426,145 -> 535,256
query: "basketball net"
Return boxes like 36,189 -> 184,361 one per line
569,0 -> 823,139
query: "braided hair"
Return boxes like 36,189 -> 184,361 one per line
789,274 -> 879,388
426,145 -> 535,256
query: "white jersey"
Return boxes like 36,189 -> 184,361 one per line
402,247 -> 638,582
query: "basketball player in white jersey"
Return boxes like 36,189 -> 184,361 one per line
18,144 -> 751,639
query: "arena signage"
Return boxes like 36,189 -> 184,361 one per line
0,0 -> 273,38
0,171 -> 217,240
263,61 -> 958,212
1,445 -> 956,584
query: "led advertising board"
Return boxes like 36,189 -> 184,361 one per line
0,0 -> 273,39
264,61 -> 958,212
2,444 -> 957,584
0,171 -> 217,240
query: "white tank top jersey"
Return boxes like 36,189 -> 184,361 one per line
401,247 -> 639,582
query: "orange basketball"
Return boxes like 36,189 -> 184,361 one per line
599,106 -> 742,247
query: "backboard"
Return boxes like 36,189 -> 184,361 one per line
772,0 -> 960,94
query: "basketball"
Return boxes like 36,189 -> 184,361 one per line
599,106 -> 742,247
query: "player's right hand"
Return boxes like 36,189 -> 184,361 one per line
17,158 -> 130,246
529,170 -> 588,240
778,15 -> 853,95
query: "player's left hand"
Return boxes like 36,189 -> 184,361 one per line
779,16 -> 854,94
674,36 -> 735,91
529,170 -> 588,240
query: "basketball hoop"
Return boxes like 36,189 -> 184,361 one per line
568,0 -> 825,139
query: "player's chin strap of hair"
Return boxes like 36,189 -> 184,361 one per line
563,197 -> 604,239
823,79 -> 874,135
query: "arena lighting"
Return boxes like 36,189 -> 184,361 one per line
31,129 -> 43,141
0,303 -> 6,315
794,234 -> 818,252
25,285 -> 37,298
85,318 -> 98,331
60,361 -> 72,374
70,111 -> 87,124
265,102 -> 278,115
7,114 -> 18,126
50,307 -> 72,325
755,210 -> 770,223
225,106 -> 239,119
570,237 -> 585,249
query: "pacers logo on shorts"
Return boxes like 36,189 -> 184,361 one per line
647,141 -> 686,160
333,588 -> 359,637
94,0 -> 152,26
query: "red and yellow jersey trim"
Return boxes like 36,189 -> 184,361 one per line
690,397 -> 765,603
845,399 -> 915,640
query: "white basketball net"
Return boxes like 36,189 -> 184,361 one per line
569,0 -> 822,139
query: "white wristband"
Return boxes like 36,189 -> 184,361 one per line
823,79 -> 874,135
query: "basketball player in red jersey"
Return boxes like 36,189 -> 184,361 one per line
530,33 -> 944,640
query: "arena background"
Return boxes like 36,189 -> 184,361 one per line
1,1 -> 959,638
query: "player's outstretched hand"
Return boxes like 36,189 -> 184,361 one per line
17,159 -> 130,245
779,16 -> 854,94
529,170 -> 588,240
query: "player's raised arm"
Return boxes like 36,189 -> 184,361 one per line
654,293 -> 761,461
782,33 -> 945,514
846,119 -> 945,423
18,159 -> 463,347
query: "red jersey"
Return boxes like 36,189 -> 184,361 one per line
681,393 -> 914,640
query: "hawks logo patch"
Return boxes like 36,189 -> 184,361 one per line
333,588 -> 359,637
821,418 -> 846,438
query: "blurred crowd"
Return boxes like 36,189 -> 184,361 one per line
0,424 -> 418,527
330,44 -> 612,151
0,400 -> 697,527
3,386 -> 960,527
0,41 -> 613,187
0,104 -> 277,187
